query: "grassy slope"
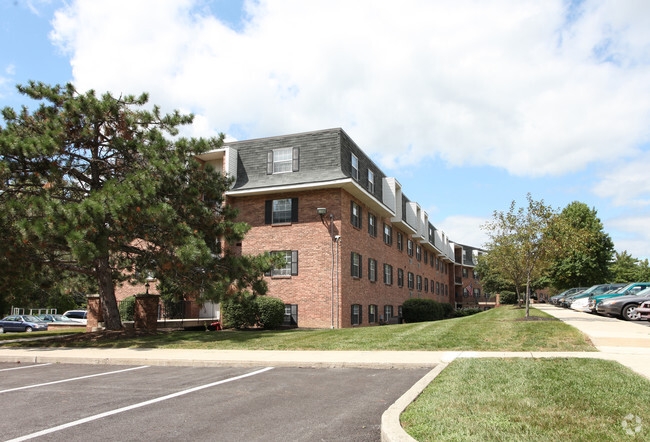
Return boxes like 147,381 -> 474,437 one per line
1,306 -> 595,351
402,358 -> 650,441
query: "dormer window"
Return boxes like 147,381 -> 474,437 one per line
351,153 -> 359,180
367,169 -> 374,193
267,147 -> 300,174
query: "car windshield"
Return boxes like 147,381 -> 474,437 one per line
581,285 -> 600,295
618,283 -> 636,292
23,315 -> 41,322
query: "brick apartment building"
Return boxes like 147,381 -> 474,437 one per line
192,128 -> 487,328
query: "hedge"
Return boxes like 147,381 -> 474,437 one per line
402,298 -> 453,323
222,294 -> 285,330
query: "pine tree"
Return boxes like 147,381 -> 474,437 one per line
0,82 -> 273,329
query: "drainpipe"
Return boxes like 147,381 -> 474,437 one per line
330,214 -> 334,329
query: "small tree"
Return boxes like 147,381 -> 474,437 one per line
482,194 -> 581,318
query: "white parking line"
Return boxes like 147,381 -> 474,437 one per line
0,363 -> 52,372
0,365 -> 149,394
7,366 -> 275,442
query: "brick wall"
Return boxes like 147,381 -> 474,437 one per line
230,187 -> 482,328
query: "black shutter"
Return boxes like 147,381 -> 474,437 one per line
292,147 -> 300,172
291,250 -> 298,275
267,151 -> 273,174
359,305 -> 362,324
265,200 -> 272,224
368,258 -> 372,281
291,198 -> 299,223
350,201 -> 354,225
350,252 -> 354,276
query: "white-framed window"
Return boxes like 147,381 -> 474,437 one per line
424,278 -> 429,292
416,275 -> 422,291
368,169 -> 375,193
383,224 -> 392,245
351,201 -> 362,228
397,268 -> 404,287
267,147 -> 299,174
462,268 -> 468,278
273,147 -> 292,173
397,232 -> 403,251
407,239 -> 413,257
463,288 -> 470,298
408,272 -> 414,289
416,245 -> 421,261
351,304 -> 362,325
368,304 -> 377,323
383,263 -> 393,285
368,213 -> 377,237
273,199 -> 292,224
351,252 -> 362,278
351,153 -> 359,180
368,258 -> 377,282
267,250 -> 298,277
384,305 -> 393,320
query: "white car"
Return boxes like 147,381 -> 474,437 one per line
570,297 -> 591,312
63,310 -> 88,325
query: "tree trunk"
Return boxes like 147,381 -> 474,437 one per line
96,256 -> 122,330
525,278 -> 531,318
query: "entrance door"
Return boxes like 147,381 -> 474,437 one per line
284,304 -> 298,326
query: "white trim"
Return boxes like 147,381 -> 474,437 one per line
227,178 -> 396,219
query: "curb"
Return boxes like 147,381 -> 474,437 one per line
381,362 -> 449,442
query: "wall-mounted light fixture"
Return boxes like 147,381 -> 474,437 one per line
316,208 -> 327,216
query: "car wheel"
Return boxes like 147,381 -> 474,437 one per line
622,304 -> 640,321
25,327 -> 33,332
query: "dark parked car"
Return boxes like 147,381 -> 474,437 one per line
0,315 -> 48,333
596,288 -> 650,320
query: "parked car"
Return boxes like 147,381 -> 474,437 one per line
63,310 -> 88,325
0,315 -> 48,333
567,283 -> 627,311
596,288 -> 650,320
588,283 -> 650,313
38,314 -> 81,324
550,287 -> 588,306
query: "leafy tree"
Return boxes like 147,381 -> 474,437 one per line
609,251 -> 641,283
546,202 -> 614,289
481,194 -> 581,317
0,82 -> 273,329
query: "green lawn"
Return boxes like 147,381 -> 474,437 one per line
0,306 -> 595,351
0,328 -> 84,341
402,358 -> 650,441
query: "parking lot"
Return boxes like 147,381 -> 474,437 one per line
0,362 -> 428,441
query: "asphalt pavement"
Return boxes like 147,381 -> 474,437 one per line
2,304 -> 650,442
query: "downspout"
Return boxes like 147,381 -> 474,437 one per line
330,214 -> 334,329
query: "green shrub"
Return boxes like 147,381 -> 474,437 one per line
255,296 -> 285,329
402,298 -> 451,323
499,291 -> 518,304
222,293 -> 259,329
118,296 -> 136,321
453,307 -> 483,317
441,302 -> 454,318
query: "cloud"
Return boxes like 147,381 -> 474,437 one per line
592,151 -> 650,207
607,214 -> 650,260
435,215 -> 491,250
49,0 -> 650,178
